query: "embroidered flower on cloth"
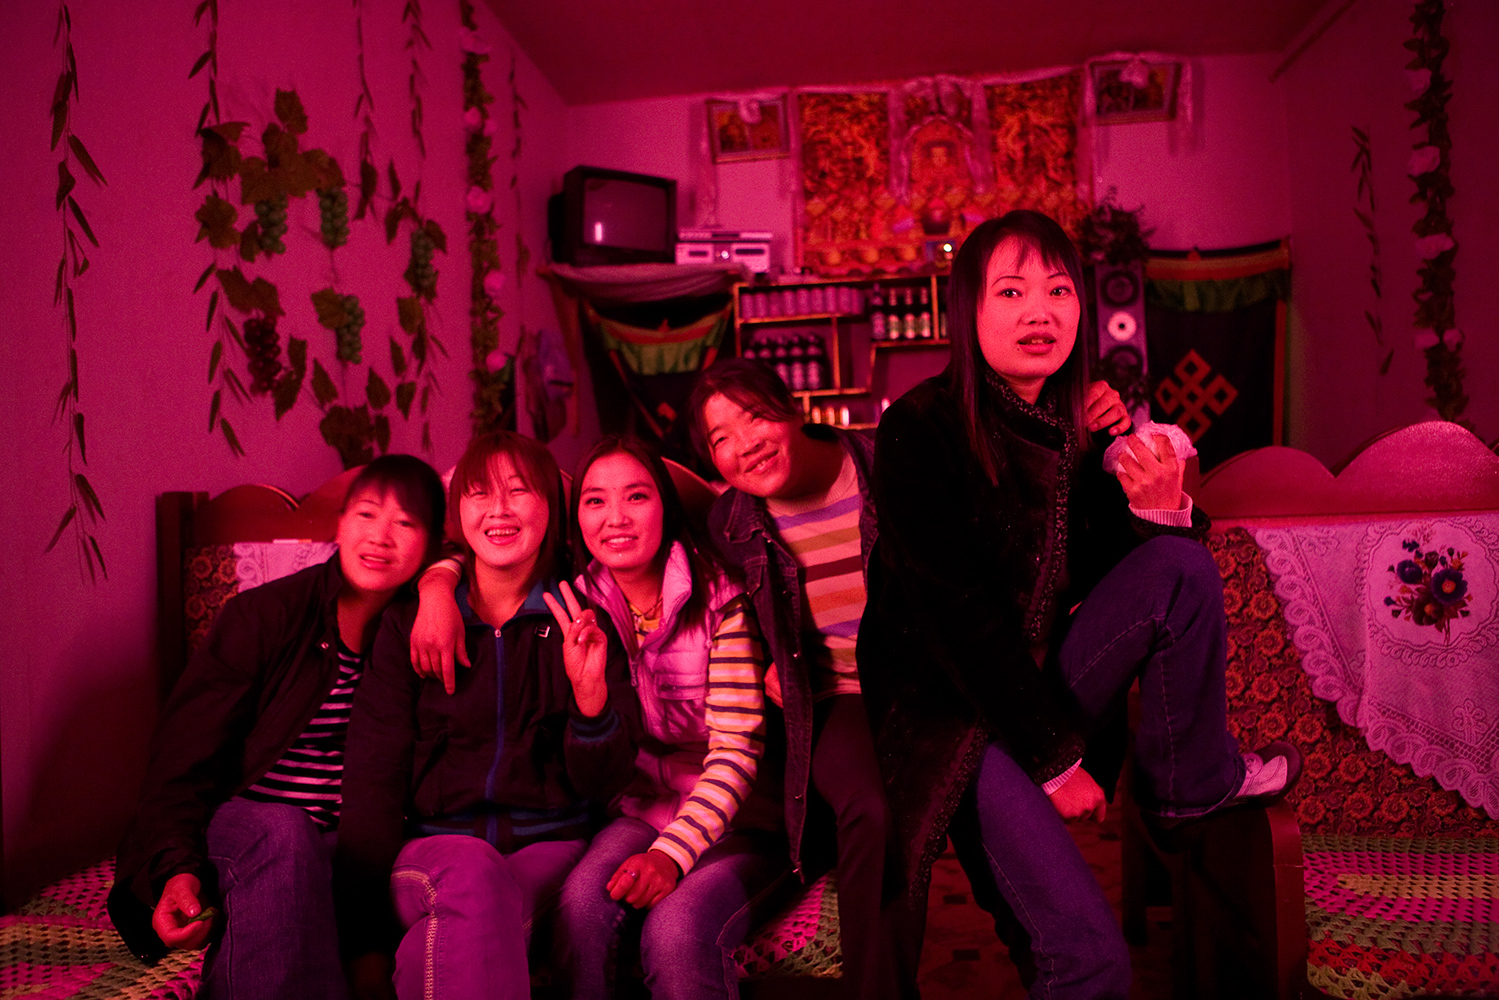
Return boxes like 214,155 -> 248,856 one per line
1385,538 -> 1473,641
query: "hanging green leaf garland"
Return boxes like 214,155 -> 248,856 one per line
459,0 -> 513,433
1404,0 -> 1468,426
1351,126 -> 1391,375
47,1 -> 109,582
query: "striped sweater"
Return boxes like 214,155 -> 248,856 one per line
242,642 -> 364,827
766,450 -> 866,703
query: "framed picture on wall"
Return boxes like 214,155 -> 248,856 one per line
707,96 -> 790,162
1090,60 -> 1180,124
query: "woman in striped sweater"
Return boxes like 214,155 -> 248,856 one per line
551,435 -> 783,1000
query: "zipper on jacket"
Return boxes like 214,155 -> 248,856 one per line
483,626 -> 506,846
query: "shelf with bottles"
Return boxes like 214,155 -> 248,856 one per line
731,275 -> 950,426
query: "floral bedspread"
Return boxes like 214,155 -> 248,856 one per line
1250,516 -> 1499,819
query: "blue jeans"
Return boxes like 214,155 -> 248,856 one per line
201,798 -> 346,1000
390,834 -> 586,1000
953,535 -> 1243,1000
554,817 -> 789,1000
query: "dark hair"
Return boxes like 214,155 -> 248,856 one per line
569,435 -> 727,641
946,209 -> 1092,482
687,358 -> 802,465
343,454 -> 447,565
447,431 -> 569,593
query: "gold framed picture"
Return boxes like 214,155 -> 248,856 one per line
707,96 -> 790,163
1090,61 -> 1180,124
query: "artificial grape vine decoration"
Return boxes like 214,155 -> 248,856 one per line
46,0 -> 109,581
193,85 -> 412,468
1404,0 -> 1468,426
459,0 -> 513,432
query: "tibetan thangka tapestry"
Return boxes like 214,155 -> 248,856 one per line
797,71 -> 1089,275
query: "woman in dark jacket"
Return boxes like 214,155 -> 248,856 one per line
335,431 -> 638,1000
863,210 -> 1300,999
110,455 -> 446,1000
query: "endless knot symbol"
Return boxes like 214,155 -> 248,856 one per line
1154,350 -> 1237,442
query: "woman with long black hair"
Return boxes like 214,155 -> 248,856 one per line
863,210 -> 1300,998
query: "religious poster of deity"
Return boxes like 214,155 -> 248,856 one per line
797,71 -> 1090,275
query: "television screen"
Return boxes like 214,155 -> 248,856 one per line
550,165 -> 677,266
582,178 -> 670,252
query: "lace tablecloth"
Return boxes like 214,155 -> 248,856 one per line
232,540 -> 337,589
1251,516 -> 1499,818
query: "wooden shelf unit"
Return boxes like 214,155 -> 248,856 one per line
732,275 -> 951,426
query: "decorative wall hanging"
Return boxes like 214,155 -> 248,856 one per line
797,70 -> 1088,275
1145,242 -> 1291,473
708,96 -> 790,163
47,1 -> 109,582
1404,0 -> 1468,427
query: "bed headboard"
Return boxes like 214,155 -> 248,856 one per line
1197,421 -> 1499,528
155,469 -> 360,702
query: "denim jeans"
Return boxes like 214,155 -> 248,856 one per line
389,834 -> 586,1000
953,535 -> 1244,1000
201,797 -> 346,1000
553,817 -> 789,1000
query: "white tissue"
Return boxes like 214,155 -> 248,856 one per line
1102,421 -> 1197,475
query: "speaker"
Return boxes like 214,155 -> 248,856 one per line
1092,261 -> 1149,413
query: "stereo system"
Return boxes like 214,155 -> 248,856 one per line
675,229 -> 773,272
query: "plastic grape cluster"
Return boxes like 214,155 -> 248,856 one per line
318,188 -> 350,249
404,227 -> 437,299
336,294 -> 366,364
243,315 -> 283,393
256,193 -> 289,255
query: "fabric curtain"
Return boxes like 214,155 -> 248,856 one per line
1144,242 -> 1290,473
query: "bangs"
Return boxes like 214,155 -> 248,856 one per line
446,431 -> 567,589
342,454 -> 446,562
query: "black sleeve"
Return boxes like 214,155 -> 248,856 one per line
334,605 -> 420,960
114,589 -> 282,917
872,395 -> 1085,783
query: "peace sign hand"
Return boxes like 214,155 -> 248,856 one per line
542,581 -> 609,717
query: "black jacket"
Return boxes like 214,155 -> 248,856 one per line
861,374 -> 1208,901
705,425 -> 878,879
334,581 -> 639,958
109,556 -> 351,962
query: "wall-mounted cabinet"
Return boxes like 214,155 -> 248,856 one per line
732,275 -> 951,428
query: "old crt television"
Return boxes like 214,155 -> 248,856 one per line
548,165 -> 677,266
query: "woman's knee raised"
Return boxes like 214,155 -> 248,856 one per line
1138,535 -> 1221,598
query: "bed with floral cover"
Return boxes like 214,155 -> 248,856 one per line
1163,422 -> 1499,1000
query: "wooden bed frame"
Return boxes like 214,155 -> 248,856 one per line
1127,421 -> 1499,1000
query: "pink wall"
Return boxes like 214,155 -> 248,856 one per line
1282,0 -> 1497,464
0,0 -> 565,905
1092,53 -> 1291,250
